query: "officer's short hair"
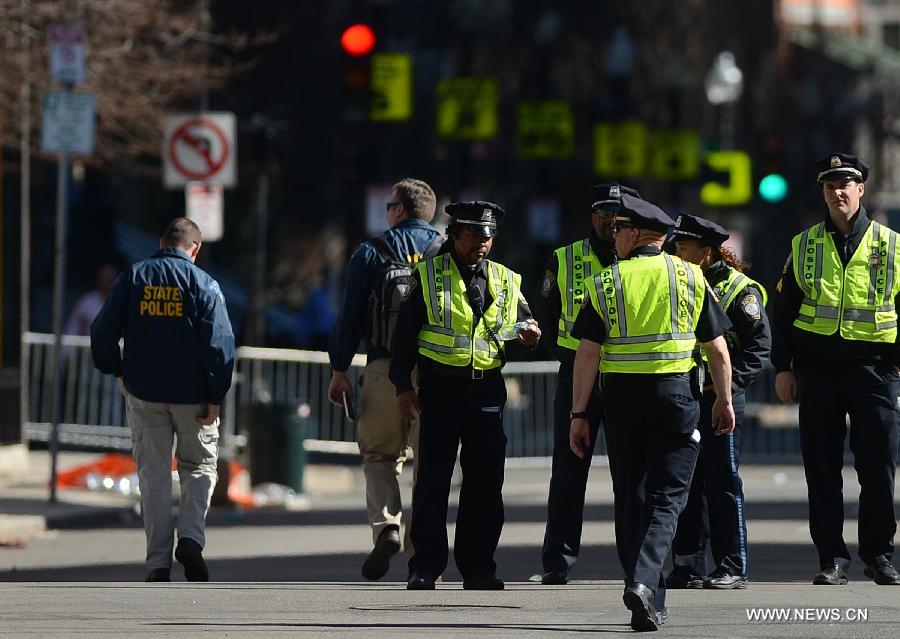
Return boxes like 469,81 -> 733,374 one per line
161,217 -> 202,249
393,178 -> 436,222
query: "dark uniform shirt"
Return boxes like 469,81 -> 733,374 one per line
91,247 -> 235,405
771,208 -> 900,372
533,230 -> 616,364
389,249 -> 534,394
571,245 -> 732,348
329,219 -> 441,372
704,260 -> 771,391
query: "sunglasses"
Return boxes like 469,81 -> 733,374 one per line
385,201 -> 401,212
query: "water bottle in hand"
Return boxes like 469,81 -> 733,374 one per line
497,321 -> 528,341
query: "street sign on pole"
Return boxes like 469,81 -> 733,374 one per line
48,23 -> 86,86
186,182 -> 224,242
41,91 -> 96,156
164,113 -> 237,188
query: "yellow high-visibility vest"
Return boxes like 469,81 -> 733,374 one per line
417,254 -> 522,370
791,220 -> 900,342
587,253 -> 706,373
554,239 -> 604,351
713,267 -> 768,311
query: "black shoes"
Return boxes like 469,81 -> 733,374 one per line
813,564 -> 848,585
175,537 -> 209,582
463,574 -> 505,590
361,526 -> 401,581
703,568 -> 748,590
864,558 -> 900,585
623,583 -> 659,632
665,568 -> 704,589
541,571 -> 568,585
144,568 -> 171,582
406,572 -> 436,590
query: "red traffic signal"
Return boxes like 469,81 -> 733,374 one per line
341,24 -> 376,56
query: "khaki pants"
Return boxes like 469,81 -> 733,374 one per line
122,386 -> 219,571
357,358 -> 419,555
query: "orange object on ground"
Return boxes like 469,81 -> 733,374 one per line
55,453 -> 137,488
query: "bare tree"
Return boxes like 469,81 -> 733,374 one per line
0,0 -> 273,168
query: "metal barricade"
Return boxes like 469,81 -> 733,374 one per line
21,332 -> 803,461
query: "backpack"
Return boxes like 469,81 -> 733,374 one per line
365,233 -> 443,352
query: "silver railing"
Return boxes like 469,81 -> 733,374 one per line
21,332 -> 802,461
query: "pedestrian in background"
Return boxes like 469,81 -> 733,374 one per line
91,217 -> 234,582
773,153 -> 900,586
533,183 -> 639,585
391,201 -> 541,590
570,196 -> 734,631
668,214 -> 771,591
328,178 -> 443,580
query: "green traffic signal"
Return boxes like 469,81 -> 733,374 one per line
759,173 -> 788,203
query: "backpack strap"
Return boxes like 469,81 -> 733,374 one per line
369,234 -> 401,263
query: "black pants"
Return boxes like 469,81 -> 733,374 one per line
671,391 -> 748,577
542,358 -> 603,575
798,361 -> 899,570
408,369 -> 508,580
603,372 -> 700,613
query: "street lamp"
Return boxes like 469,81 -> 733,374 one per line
704,51 -> 744,150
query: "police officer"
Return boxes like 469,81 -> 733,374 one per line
570,196 -> 735,631
773,153 -> 900,586
328,178 -> 442,580
667,214 -> 771,590
91,217 -> 235,582
389,201 -> 541,590
534,183 -> 640,585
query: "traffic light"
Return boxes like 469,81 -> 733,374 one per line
759,173 -> 788,203
340,24 -> 376,57
757,135 -> 788,204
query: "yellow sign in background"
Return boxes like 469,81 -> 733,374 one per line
516,101 -> 574,159
700,151 -> 753,206
649,129 -> 700,180
370,53 -> 412,122
593,121 -> 647,177
436,77 -> 498,139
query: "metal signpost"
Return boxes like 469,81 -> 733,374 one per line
43,23 -> 94,503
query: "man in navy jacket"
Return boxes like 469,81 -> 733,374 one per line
91,217 -> 234,582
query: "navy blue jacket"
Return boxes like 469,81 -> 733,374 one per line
90,247 -> 235,405
329,219 -> 441,372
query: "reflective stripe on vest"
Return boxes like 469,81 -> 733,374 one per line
791,221 -> 900,342
417,255 -> 522,370
713,268 -> 768,311
555,239 -> 603,351
588,253 -> 705,373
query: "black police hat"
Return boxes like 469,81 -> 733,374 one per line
815,153 -> 869,183
445,201 -> 505,238
670,213 -> 729,246
614,194 -> 673,233
592,183 -> 641,213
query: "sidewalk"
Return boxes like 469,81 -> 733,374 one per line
0,448 -> 887,546
0,449 -> 368,543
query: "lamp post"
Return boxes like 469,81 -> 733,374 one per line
704,51 -> 744,150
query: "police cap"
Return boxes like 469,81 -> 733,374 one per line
815,153 -> 869,184
445,200 -> 505,238
670,213 -> 729,246
614,194 -> 673,233
592,183 -> 642,214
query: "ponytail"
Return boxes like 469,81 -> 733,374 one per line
715,245 -> 749,273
